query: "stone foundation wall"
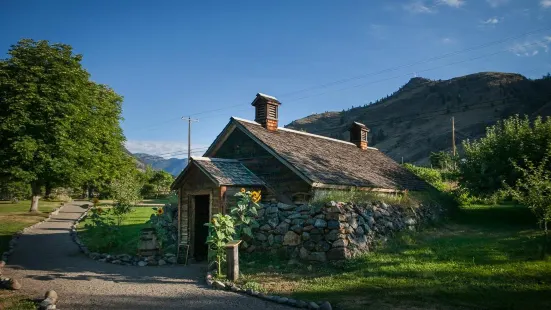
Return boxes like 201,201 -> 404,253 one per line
244,199 -> 445,262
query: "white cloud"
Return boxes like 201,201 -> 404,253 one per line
541,0 -> 551,8
482,17 -> 500,24
441,37 -> 456,44
404,1 -> 435,13
509,36 -> 551,57
486,0 -> 508,8
125,140 -> 210,159
438,0 -> 465,8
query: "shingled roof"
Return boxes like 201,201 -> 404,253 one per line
226,118 -> 427,191
171,157 -> 265,190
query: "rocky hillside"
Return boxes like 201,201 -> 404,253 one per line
286,72 -> 551,165
132,153 -> 187,176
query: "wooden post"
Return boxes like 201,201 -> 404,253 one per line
225,240 -> 242,281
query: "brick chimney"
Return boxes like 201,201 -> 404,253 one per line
251,93 -> 281,131
349,122 -> 369,150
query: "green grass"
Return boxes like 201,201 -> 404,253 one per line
0,292 -> 36,310
77,207 -> 155,255
0,200 -> 60,256
239,204 -> 551,309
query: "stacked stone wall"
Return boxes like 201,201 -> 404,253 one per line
245,199 -> 444,262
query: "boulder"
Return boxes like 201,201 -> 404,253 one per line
327,220 -> 340,229
288,213 -> 302,219
213,280 -> 226,289
315,241 -> 331,252
308,301 -> 320,309
138,261 -> 147,267
277,203 -> 295,211
290,225 -> 303,233
308,252 -> 327,262
260,224 -> 272,231
274,235 -> 283,244
302,231 -> 310,241
7,278 -> 21,290
320,301 -> 333,310
268,234 -> 274,246
158,259 -> 166,266
303,241 -> 316,251
314,219 -> 327,228
283,231 -> 301,246
167,256 -> 178,264
256,233 -> 267,241
332,239 -> 348,248
327,247 -> 351,261
45,290 -> 58,303
275,222 -> 289,234
299,247 -> 310,260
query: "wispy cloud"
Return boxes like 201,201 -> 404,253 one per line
486,0 -> 508,8
125,140 -> 209,159
441,37 -> 456,44
541,0 -> 551,8
404,1 -> 435,14
404,0 -> 465,14
482,17 -> 500,24
438,0 -> 465,8
509,36 -> 551,57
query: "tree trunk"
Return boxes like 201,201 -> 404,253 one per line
45,184 -> 52,198
29,182 -> 41,212
543,221 -> 549,259
87,185 -> 93,200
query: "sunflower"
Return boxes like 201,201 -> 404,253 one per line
157,208 -> 164,215
240,188 -> 246,193
251,190 -> 262,203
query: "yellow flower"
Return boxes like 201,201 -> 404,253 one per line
212,218 -> 217,224
157,208 -> 164,215
251,190 -> 262,203
240,188 -> 246,193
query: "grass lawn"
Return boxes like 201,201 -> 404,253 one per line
0,291 -> 36,310
0,200 -> 61,257
77,207 -> 155,255
238,204 -> 551,309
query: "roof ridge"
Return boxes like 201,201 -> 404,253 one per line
191,156 -> 239,162
231,116 -> 378,149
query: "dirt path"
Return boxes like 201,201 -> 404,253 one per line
3,201 -> 291,309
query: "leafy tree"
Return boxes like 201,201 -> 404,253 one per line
0,39 -> 131,211
505,154 -> 551,257
430,151 -> 455,170
149,170 -> 174,198
460,115 -> 551,196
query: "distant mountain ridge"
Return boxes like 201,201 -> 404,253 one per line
286,72 -> 551,165
132,153 -> 188,176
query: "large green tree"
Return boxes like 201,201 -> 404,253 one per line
460,115 -> 551,196
0,39 -> 131,211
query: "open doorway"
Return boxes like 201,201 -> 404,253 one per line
193,195 -> 210,261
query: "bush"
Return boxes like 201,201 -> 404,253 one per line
461,115 -> 551,197
83,207 -> 121,252
147,204 -> 178,253
403,164 -> 447,192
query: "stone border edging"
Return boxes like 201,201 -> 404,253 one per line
70,205 -> 179,267
1,203 -> 65,263
205,272 -> 332,310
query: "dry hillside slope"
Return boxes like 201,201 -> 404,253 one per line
286,72 -> 551,165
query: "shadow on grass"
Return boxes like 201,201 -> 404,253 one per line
240,205 -> 551,309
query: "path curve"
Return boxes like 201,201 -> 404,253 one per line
4,201 -> 291,309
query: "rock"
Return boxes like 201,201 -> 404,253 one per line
45,290 -> 58,302
98,258 -> 107,263
288,213 -> 302,219
303,225 -> 314,231
266,206 -> 279,214
147,259 -> 158,266
297,205 -> 311,212
291,219 -> 305,226
385,221 -> 394,230
288,259 -> 300,265
267,217 -> 279,228
332,239 -> 348,248
167,256 -> 178,264
302,231 -> 310,241
319,301 -> 332,310
290,225 -> 303,233
405,217 -> 417,226
299,247 -> 309,260
274,235 -> 283,244
7,278 -> 21,290
111,260 -> 122,264
327,248 -> 351,261
314,219 -> 327,228
316,241 -> 331,252
0,260 -> 5,268
327,220 -> 340,229
348,217 -> 358,229
355,226 -> 365,236
256,233 -> 267,241
260,224 -> 272,231
296,300 -> 308,308
367,216 -> 375,226
303,241 -> 316,251
308,301 -> 320,309
213,280 -> 226,289
158,259 -> 166,266
257,209 -> 265,217
283,231 -> 301,246
138,261 -> 147,267
277,296 -> 289,304
277,203 -> 295,211
39,297 -> 57,309
268,234 -> 274,245
287,298 -> 298,306
308,252 -> 327,262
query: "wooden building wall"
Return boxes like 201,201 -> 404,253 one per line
177,164 -> 221,257
212,129 -> 311,201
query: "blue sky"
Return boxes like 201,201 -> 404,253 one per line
2,0 -> 551,158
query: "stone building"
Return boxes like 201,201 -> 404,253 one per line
171,93 -> 427,261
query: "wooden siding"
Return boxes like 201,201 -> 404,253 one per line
211,129 -> 311,201
178,164 -> 220,258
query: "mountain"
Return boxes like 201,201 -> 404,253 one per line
132,153 -> 188,176
286,72 -> 551,165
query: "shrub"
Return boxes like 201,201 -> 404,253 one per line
83,207 -> 121,252
147,204 -> 178,253
403,164 -> 447,191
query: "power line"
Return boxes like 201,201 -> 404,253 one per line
164,28 -> 551,120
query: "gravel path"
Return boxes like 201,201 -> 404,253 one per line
4,201 -> 291,309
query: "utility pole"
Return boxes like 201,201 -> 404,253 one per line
452,116 -> 456,157
182,117 -> 199,160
